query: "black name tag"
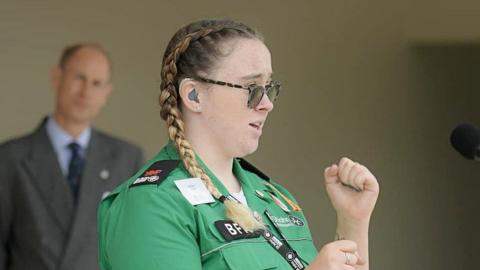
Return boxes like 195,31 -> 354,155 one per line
214,220 -> 262,242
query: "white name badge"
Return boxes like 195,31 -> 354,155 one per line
174,178 -> 215,205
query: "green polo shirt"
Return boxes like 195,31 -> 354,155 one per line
98,143 -> 317,270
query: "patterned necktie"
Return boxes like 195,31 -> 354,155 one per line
67,142 -> 84,199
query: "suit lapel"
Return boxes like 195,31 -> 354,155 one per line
21,121 -> 75,233
60,130 -> 115,268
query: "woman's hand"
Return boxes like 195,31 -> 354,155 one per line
307,240 -> 364,270
324,157 -> 379,222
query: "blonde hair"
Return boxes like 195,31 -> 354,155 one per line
159,19 -> 264,232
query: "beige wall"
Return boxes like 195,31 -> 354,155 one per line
2,1 -> 480,269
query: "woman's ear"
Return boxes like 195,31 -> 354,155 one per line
179,78 -> 202,113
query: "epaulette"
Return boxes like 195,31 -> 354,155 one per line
238,158 -> 270,181
130,160 -> 180,187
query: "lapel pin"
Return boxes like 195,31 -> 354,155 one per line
100,169 -> 110,180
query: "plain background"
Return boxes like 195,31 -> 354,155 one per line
1,1 -> 480,269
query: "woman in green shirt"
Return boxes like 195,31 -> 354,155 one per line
98,18 -> 379,270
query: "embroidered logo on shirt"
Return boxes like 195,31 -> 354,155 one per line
132,175 -> 160,185
288,215 -> 305,227
214,220 -> 262,242
130,160 -> 180,187
269,215 -> 305,227
145,169 -> 162,176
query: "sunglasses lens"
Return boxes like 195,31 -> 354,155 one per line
266,83 -> 280,102
248,86 -> 264,108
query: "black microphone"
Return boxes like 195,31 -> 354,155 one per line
450,123 -> 480,160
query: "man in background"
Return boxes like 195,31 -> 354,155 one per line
0,43 -> 144,270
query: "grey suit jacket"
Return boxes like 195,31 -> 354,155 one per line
0,119 -> 144,270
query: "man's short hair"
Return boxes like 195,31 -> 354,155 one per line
58,43 -> 112,72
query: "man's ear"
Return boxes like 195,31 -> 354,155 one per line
105,81 -> 114,99
51,65 -> 62,92
179,78 -> 202,112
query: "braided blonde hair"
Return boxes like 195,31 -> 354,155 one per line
159,19 -> 264,232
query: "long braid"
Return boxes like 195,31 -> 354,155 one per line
159,22 -> 264,232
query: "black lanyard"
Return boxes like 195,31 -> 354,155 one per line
261,210 -> 306,270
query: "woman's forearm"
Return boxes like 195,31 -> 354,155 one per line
336,217 -> 370,270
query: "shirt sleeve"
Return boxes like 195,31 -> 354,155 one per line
99,185 -> 202,270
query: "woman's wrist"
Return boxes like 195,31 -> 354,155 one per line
335,215 -> 371,270
335,215 -> 370,240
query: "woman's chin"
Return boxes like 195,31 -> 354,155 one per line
235,140 -> 260,157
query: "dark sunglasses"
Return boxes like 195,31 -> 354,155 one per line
193,76 -> 281,109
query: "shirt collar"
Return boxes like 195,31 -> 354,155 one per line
163,142 -> 266,207
46,116 -> 92,151
164,142 -> 228,195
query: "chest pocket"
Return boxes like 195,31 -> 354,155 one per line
202,219 -> 281,269
220,242 -> 280,270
